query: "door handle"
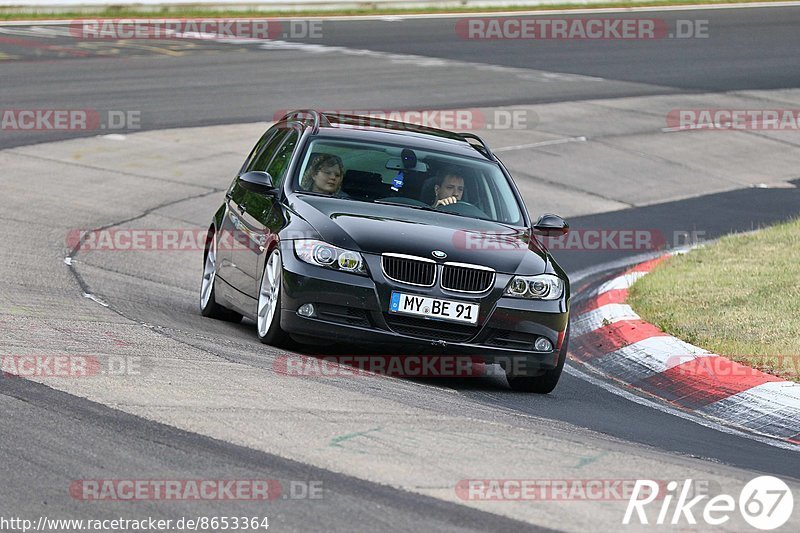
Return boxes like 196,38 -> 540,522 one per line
237,202 -> 247,214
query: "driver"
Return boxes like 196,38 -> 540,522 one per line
432,168 -> 465,207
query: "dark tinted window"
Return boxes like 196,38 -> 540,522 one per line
266,130 -> 300,187
241,130 -> 277,174
245,125 -> 292,173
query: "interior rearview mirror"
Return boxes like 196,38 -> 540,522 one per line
385,158 -> 428,172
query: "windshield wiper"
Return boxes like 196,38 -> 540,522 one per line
373,199 -> 437,212
373,199 -> 487,221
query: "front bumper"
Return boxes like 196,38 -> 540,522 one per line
279,243 -> 569,370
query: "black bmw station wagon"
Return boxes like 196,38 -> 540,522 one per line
201,110 -> 571,393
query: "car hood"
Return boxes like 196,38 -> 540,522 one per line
289,194 -> 549,275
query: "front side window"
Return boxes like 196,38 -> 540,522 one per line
292,138 -> 524,225
240,130 -> 276,174
245,125 -> 292,174
266,130 -> 300,187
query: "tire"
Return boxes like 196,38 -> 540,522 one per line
506,325 -> 569,394
256,248 -> 289,346
200,228 -> 243,323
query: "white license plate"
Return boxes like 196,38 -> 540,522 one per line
389,292 -> 479,325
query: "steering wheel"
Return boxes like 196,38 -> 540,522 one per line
437,200 -> 489,219
435,200 -> 478,209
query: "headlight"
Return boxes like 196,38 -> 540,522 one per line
504,274 -> 563,300
294,240 -> 367,275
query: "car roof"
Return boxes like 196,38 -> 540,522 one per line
280,110 -> 497,162
309,125 -> 493,160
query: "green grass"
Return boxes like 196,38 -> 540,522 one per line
0,0 -> 789,20
628,218 -> 800,382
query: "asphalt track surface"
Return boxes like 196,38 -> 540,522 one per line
2,6 -> 800,149
2,5 -> 800,532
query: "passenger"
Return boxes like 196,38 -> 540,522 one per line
432,168 -> 465,207
301,154 -> 348,197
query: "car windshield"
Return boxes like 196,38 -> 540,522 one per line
293,138 -> 525,225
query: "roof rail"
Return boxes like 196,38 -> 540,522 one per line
459,132 -> 496,161
280,109 -> 325,133
321,112 -> 496,160
283,110 -> 497,161
323,113 -> 463,140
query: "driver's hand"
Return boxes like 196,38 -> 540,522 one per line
434,196 -> 458,207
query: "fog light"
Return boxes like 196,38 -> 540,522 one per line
534,337 -> 553,352
298,303 -> 316,317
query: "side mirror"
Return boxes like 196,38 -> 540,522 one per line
239,171 -> 277,195
533,214 -> 569,236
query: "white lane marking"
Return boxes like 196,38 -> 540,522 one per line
571,303 -> 639,336
570,251 -> 672,286
569,246 -> 799,446
703,381 -> 800,410
83,292 -> 109,307
609,336 -> 712,374
567,245 -> 800,445
573,252 -> 691,291
596,271 -> 648,293
0,26 -> 62,37
4,3 -> 800,25
564,363 -> 799,451
494,136 -> 587,153
697,381 -> 800,438
751,182 -> 797,189
65,254 -> 109,307
662,123 -> 719,132
711,380 -> 800,410
250,39 -> 605,82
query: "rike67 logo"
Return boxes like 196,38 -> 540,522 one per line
624,477 -> 794,530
